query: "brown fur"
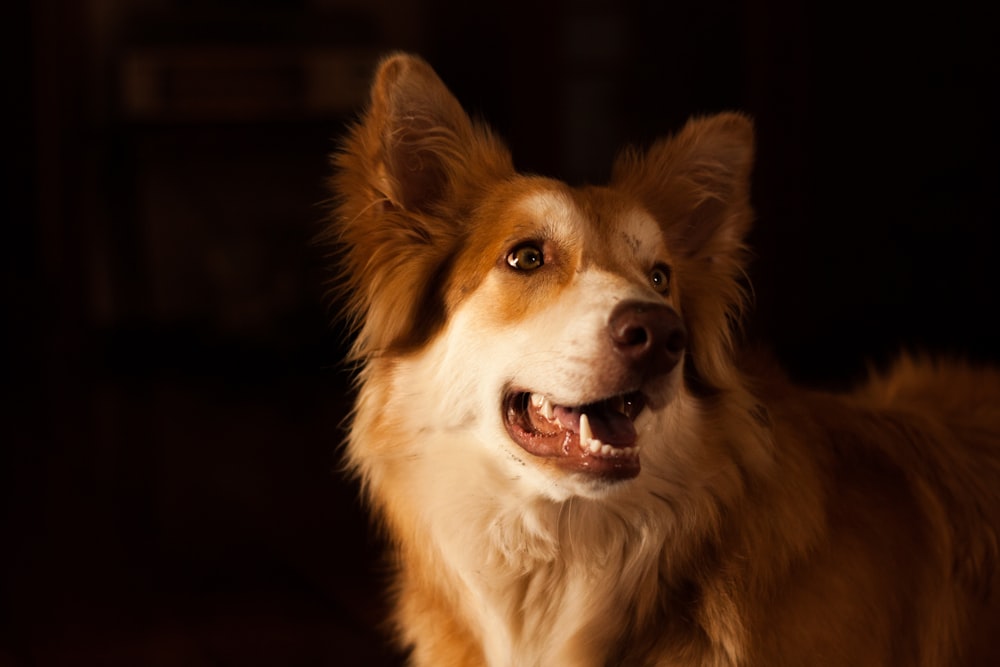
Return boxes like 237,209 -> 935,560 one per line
328,53 -> 1000,666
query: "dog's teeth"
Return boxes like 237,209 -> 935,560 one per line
579,413 -> 642,458
530,393 -> 555,421
579,413 -> 593,443
579,414 -> 603,453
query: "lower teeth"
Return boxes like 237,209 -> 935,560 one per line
585,441 -> 639,458
579,413 -> 637,458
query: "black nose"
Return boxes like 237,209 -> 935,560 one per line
608,300 -> 687,375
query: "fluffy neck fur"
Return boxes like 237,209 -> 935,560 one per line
346,350 -> 809,666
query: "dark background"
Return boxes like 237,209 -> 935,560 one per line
3,0 -> 997,665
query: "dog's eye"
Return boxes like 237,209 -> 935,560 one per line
650,264 -> 671,293
507,244 -> 544,271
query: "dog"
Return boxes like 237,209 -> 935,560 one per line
328,53 -> 1000,666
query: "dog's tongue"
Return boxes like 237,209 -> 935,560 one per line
554,403 -> 637,446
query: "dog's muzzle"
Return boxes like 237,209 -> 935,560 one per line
502,300 -> 686,479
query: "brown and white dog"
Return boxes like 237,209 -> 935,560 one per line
328,53 -> 1000,666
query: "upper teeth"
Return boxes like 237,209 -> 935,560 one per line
530,392 -> 555,421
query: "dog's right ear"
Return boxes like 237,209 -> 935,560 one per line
611,113 -> 755,393
369,55 -> 458,211
330,54 -> 513,359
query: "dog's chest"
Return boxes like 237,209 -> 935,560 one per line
459,561 -> 623,667
434,506 -> 670,667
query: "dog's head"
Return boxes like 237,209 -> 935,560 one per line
332,54 -> 754,500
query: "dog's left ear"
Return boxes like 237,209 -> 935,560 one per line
612,112 -> 755,260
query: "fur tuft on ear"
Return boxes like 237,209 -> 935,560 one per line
612,113 -> 756,393
328,53 -> 514,360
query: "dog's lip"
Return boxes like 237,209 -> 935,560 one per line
502,390 -> 645,479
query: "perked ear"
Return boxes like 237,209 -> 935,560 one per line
612,114 -> 755,392
611,112 -> 755,260
366,55 -> 497,211
343,52 -> 513,215
330,53 -> 513,359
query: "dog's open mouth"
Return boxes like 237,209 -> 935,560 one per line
503,390 -> 645,479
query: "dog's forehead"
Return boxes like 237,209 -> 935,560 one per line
514,189 -> 578,237
516,189 -> 665,261
600,205 -> 666,264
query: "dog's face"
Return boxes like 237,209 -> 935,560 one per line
429,181 -> 688,496
333,55 -> 754,500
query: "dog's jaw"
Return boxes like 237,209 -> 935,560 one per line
502,389 -> 645,479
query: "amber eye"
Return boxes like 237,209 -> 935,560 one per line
506,243 -> 544,271
650,264 -> 671,293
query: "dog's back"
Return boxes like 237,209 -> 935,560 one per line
726,356 -> 1000,665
